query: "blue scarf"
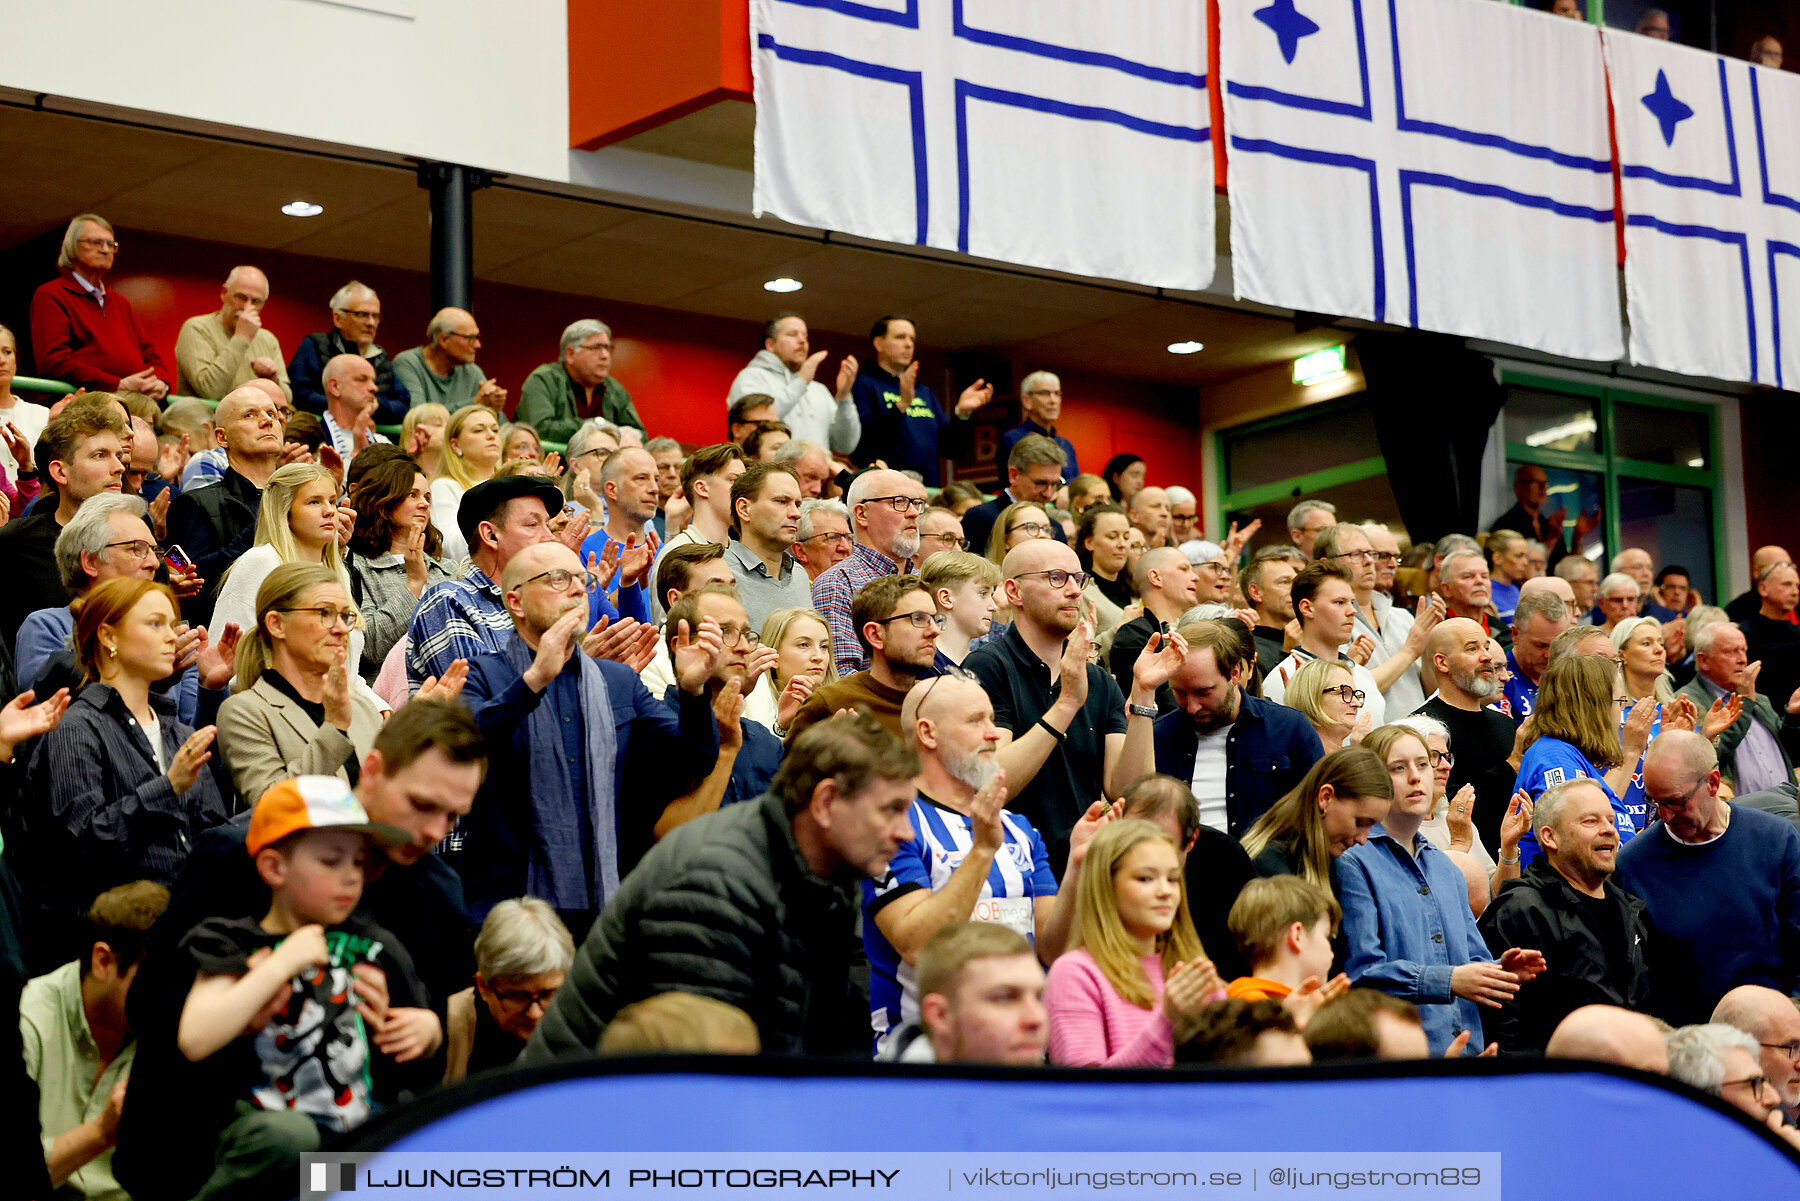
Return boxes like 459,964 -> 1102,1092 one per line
500,635 -> 620,911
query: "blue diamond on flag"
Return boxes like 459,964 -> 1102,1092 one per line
1254,0 -> 1321,66
1641,68 -> 1694,148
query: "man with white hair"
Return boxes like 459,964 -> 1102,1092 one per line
812,469 -> 928,677
174,265 -> 292,401
30,214 -> 170,399
320,354 -> 393,461
1556,555 -> 1601,619
771,438 -> 838,499
864,674 -> 1090,1051
1479,779 -> 1652,1055
1316,522 -> 1437,715
1667,1024 -> 1795,1135
288,280 -> 409,421
518,318 -> 646,442
1620,730 -> 1800,1024
1438,546 -> 1509,651
1166,487 -> 1199,548
1595,571 -> 1642,634
999,371 -> 1079,483
392,307 -> 507,413
726,313 -> 860,454
1287,499 -> 1337,559
792,498 -> 853,582
1714,985 -> 1800,1117
1677,621 -> 1796,794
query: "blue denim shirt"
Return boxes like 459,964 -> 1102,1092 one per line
1338,823 -> 1495,1056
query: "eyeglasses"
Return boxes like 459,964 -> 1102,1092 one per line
1016,569 -> 1092,590
1322,684 -> 1366,705
78,237 -> 120,251
338,309 -> 381,322
490,985 -> 559,1011
914,663 -> 979,713
1370,551 -> 1400,564
1328,550 -> 1375,563
1647,775 -> 1709,812
279,606 -> 357,629
922,533 -> 971,550
1763,1041 -> 1800,1060
803,531 -> 854,547
446,331 -> 482,344
1008,521 -> 1054,539
1759,560 -> 1796,582
864,495 -> 928,514
1429,749 -> 1455,769
1721,1074 -> 1774,1098
519,568 -> 599,593
718,625 -> 761,648
877,611 -> 946,630
105,539 -> 158,560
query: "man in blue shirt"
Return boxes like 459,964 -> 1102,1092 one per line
850,316 -> 991,485
998,371 -> 1079,483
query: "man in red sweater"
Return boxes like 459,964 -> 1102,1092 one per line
29,214 -> 170,400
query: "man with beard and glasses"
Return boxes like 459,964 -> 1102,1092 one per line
862,673 -> 1102,1052
1155,620 -> 1323,837
1419,618 -> 1525,858
813,469 -> 928,677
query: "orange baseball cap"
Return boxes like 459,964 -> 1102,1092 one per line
246,775 -> 407,857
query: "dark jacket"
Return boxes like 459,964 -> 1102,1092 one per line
0,510 -> 65,645
959,490 -> 1067,553
165,466 -> 262,626
1478,859 -> 1654,1055
522,793 -> 868,1060
1153,692 -> 1324,836
289,330 -> 410,422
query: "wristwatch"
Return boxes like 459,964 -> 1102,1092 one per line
1129,703 -> 1158,719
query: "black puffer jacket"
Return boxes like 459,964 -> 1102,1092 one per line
1478,858 -> 1655,1055
523,793 -> 868,1060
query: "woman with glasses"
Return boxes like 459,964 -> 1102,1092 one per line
982,500 -> 1055,565
399,402 -> 448,479
502,422 -> 547,466
1337,724 -> 1544,1055
1285,658 -> 1369,754
753,607 -> 836,734
430,406 -> 504,567
347,456 -> 452,675
1076,503 -> 1136,649
444,898 -> 575,1082
30,578 -> 228,910
212,463 -> 372,685
215,562 -> 382,810
1513,656 -> 1653,866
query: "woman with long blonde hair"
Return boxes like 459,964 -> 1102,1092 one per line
754,607 -> 836,735
1044,820 -> 1223,1067
1241,746 -> 1393,892
430,405 -> 503,566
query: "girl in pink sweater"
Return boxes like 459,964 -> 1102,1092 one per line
1045,820 -> 1226,1067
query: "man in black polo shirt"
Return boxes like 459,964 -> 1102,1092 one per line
966,539 -> 1165,872
1418,618 -> 1523,857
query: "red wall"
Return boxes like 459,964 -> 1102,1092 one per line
1,228 -> 1204,492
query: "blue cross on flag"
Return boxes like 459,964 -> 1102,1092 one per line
1606,32 -> 1800,390
750,0 -> 1215,291
1220,0 -> 1624,362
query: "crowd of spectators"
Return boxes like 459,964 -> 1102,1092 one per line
2,214 -> 1799,1197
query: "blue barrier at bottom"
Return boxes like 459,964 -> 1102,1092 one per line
339,1056 -> 1800,1198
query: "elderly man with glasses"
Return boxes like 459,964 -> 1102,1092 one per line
793,498 -> 854,582
30,214 -> 170,398
289,280 -> 411,422
392,307 -> 508,414
1618,730 -> 1800,1025
459,540 -> 723,932
1714,985 -> 1800,1121
812,469 -> 929,677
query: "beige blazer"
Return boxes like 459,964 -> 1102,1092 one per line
215,675 -> 383,811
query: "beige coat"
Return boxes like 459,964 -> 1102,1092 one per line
215,674 -> 382,810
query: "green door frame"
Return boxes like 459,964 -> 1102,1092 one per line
1210,397 -> 1391,533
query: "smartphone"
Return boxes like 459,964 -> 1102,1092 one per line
164,544 -> 195,575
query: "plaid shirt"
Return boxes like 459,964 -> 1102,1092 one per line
407,566 -> 513,688
811,541 -> 902,678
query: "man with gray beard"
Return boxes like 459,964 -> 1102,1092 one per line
861,673 -> 1099,1052
1419,618 -> 1526,857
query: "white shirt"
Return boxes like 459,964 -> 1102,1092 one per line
141,711 -> 164,772
1356,592 -> 1424,716
322,411 -> 392,463
1189,725 -> 1234,832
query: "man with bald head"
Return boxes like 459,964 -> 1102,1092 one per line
175,265 -> 292,401
289,280 -> 410,421
1108,545 -> 1198,714
967,538 -> 1171,871
812,468 -> 928,677
165,382 -> 288,623
1715,985 -> 1800,1115
1728,547 -> 1795,623
1420,617 -> 1524,856
1505,587 -> 1576,723
578,446 -> 658,623
1127,486 -> 1171,548
393,306 -> 507,414
320,353 -> 392,462
1546,1005 -> 1669,1074
459,540 -> 722,928
864,673 -> 1088,1051
1619,730 -> 1800,1024
1612,548 -> 1678,622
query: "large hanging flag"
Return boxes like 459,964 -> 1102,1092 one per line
1220,0 -> 1623,362
1607,32 -> 1800,389
750,0 -> 1215,291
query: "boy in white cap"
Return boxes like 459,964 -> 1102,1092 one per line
128,776 -> 433,1200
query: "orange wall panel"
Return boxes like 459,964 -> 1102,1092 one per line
569,0 -> 753,150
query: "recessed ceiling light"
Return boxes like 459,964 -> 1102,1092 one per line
1166,341 -> 1205,355
763,277 -> 804,293
281,201 -> 324,217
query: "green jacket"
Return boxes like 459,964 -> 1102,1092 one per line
516,363 -> 645,443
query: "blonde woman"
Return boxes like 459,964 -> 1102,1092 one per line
430,405 -> 503,566
1612,615 -> 1678,705
1044,819 -> 1224,1067
1285,657 -> 1369,752
754,607 -> 836,736
400,402 -> 449,479
1241,746 -> 1393,892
